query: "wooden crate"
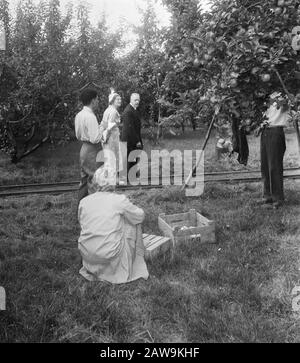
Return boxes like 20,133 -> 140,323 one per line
158,209 -> 216,245
143,233 -> 171,260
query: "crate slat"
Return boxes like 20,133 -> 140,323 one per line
147,237 -> 170,251
142,234 -> 155,244
143,233 -> 171,260
147,235 -> 164,245
158,209 -> 216,245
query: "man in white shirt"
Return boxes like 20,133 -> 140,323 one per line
75,89 -> 104,203
256,92 -> 291,209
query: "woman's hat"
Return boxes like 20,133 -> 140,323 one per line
109,88 -> 120,104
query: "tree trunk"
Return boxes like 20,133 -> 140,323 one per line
156,75 -> 162,142
182,112 -> 217,191
156,104 -> 162,141
192,119 -> 196,131
181,122 -> 185,134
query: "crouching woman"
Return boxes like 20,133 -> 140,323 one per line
78,166 -> 149,284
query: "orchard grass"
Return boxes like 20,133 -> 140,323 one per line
0,181 -> 300,342
0,128 -> 299,186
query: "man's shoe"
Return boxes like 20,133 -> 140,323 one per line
255,198 -> 273,206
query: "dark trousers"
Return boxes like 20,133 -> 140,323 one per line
77,142 -> 102,206
127,145 -> 140,179
260,127 -> 286,202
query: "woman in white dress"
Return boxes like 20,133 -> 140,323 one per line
77,166 -> 149,284
100,90 -> 124,182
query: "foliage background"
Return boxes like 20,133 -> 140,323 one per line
1,0 -> 300,161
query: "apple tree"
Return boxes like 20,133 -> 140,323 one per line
0,0 -> 123,162
161,0 -> 300,151
116,1 -> 170,140
158,0 -> 208,133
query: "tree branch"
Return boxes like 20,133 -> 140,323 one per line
17,132 -> 49,161
8,103 -> 33,124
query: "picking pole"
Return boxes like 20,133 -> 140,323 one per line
181,107 -> 219,191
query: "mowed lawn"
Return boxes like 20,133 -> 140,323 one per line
0,181 -> 300,342
0,127 -> 299,186
0,129 -> 300,342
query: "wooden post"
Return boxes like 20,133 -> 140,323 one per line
181,106 -> 220,191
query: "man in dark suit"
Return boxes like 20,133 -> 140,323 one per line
121,93 -> 143,178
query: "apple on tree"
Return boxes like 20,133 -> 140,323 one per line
261,74 -> 271,82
